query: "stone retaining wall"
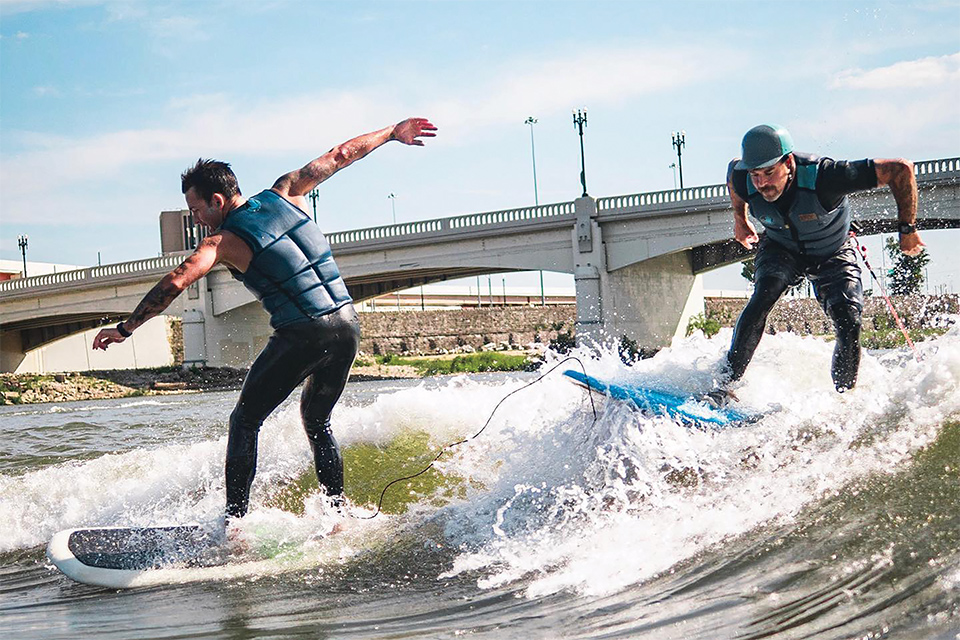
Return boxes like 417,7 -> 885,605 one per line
357,306 -> 577,355
704,294 -> 958,335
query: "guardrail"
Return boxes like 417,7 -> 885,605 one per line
597,184 -> 728,212
0,254 -> 186,295
3,158 -> 955,298
326,201 -> 575,245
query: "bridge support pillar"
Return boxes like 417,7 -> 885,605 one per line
182,309 -> 207,368
0,329 -> 26,373
572,196 -> 607,345
600,251 -> 704,351
571,195 -> 704,351
180,275 -> 273,369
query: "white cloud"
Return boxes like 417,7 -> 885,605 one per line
32,85 -> 59,97
0,0 -> 107,16
2,43 -> 726,182
0,43 -> 734,226
831,52 -> 960,89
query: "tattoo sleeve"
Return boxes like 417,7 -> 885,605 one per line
125,277 -> 181,331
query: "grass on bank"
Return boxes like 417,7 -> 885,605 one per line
858,327 -> 948,350
356,351 -> 534,376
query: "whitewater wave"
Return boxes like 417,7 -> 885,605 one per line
2,327 -> 958,612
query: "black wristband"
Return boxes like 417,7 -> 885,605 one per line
116,322 -> 132,338
898,221 -> 917,235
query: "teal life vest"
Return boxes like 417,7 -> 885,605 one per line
746,153 -> 851,258
219,189 -> 352,329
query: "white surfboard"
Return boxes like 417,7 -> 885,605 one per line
46,524 -> 227,588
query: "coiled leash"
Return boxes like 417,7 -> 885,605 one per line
354,356 -> 599,520
849,226 -> 922,363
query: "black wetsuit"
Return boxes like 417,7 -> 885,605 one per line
225,306 -> 359,518
727,156 -> 878,391
219,190 -> 358,519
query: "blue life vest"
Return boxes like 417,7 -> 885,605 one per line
746,153 -> 851,258
220,189 -> 352,329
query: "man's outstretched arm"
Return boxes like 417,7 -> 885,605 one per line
271,117 -> 437,204
874,158 -> 924,256
92,236 -> 224,350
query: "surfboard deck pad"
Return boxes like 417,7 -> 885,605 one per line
47,524 -> 229,586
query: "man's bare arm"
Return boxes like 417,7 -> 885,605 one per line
874,158 -> 924,256
271,117 -> 437,201
93,237 -> 223,350
728,159 -> 759,250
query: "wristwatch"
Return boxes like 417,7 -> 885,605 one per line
897,221 -> 917,235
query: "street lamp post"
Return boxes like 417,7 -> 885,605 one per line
388,193 -> 397,225
524,116 -> 539,205
17,235 -> 28,278
573,109 -> 589,196
525,116 -> 546,306
671,130 -> 686,189
669,162 -> 678,189
308,188 -> 320,223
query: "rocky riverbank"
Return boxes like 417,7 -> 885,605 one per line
0,363 -> 423,406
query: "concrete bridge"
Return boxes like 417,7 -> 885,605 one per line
2,157 -> 957,371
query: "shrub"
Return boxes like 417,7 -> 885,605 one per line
686,312 -> 722,338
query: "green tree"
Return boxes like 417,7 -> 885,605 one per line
885,237 -> 930,296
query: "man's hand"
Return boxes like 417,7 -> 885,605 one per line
392,118 -> 437,146
900,231 -> 925,256
93,327 -> 126,351
734,216 -> 759,250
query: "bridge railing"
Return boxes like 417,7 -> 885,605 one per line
915,157 -> 958,175
597,184 -> 729,212
0,254 -> 186,295
327,201 -> 575,246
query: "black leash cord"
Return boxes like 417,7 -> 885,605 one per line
353,356 -> 598,520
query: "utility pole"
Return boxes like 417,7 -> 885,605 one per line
18,235 -> 28,278
573,109 -> 589,196
308,188 -> 319,223
671,130 -> 686,189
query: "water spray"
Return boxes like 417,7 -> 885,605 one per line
355,356 -> 599,519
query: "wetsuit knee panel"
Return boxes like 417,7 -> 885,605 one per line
229,403 -> 263,433
828,303 -> 862,336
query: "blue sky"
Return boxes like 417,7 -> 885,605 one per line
1,0 -> 958,292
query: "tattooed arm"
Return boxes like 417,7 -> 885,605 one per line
874,158 -> 924,256
270,117 -> 437,212
92,234 -> 234,350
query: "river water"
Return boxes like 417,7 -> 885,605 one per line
1,328 -> 959,639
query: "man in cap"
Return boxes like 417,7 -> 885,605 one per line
712,124 -> 923,401
92,117 -> 437,520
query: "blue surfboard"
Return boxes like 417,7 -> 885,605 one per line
563,369 -> 754,427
